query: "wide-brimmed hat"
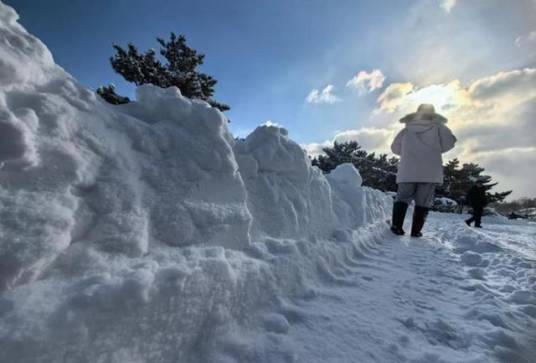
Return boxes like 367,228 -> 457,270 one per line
400,104 -> 447,123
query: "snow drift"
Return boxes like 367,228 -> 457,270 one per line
0,2 -> 391,362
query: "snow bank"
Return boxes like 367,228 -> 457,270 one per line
235,126 -> 386,240
0,2 -> 392,362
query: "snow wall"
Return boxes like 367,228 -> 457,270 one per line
0,2 -> 391,362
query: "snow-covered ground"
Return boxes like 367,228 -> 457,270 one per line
0,2 -> 535,362
279,213 -> 536,363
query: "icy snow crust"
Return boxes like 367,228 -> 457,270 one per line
1,3 -> 536,362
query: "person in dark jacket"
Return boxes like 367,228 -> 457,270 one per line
465,180 -> 487,228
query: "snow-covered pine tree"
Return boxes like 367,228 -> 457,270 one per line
97,33 -> 229,112
436,159 -> 512,206
109,44 -> 168,87
157,33 -> 229,111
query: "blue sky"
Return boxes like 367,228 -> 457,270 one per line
5,0 -> 536,198
5,0 -> 412,142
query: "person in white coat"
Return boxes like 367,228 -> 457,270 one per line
390,104 -> 457,237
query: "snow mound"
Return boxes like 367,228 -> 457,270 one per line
0,3 -> 392,362
237,125 -> 332,240
0,2 -> 56,86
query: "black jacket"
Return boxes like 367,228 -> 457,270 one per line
466,185 -> 487,208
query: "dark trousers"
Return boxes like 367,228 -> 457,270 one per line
466,206 -> 483,226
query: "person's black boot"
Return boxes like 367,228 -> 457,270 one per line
411,206 -> 429,237
391,201 -> 408,235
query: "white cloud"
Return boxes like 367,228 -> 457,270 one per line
376,80 -> 475,121
376,69 -> 536,121
301,140 -> 333,157
515,30 -> 536,48
333,128 -> 393,151
346,69 -> 386,93
302,128 -> 394,158
468,68 -> 536,105
376,82 -> 415,113
306,85 -> 341,105
476,147 -> 536,200
441,0 -> 458,13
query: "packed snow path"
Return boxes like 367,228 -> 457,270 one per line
274,214 -> 536,363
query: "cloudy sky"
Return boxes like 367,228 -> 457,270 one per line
7,0 -> 536,199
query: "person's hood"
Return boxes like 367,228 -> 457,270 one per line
405,121 -> 438,134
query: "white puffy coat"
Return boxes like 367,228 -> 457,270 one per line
391,120 -> 456,184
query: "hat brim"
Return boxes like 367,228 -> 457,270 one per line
400,112 -> 447,124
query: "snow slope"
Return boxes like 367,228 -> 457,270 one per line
1,2 -> 535,362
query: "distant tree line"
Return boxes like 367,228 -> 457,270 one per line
97,33 -> 229,111
492,197 -> 536,215
311,141 -> 512,208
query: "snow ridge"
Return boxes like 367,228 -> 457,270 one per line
0,2 -> 391,362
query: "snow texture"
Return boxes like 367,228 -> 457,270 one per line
0,3 -> 390,361
1,2 -> 535,362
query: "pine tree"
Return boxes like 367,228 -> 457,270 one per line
367,153 -> 398,192
98,33 -> 229,111
436,159 -> 512,206
109,44 -> 168,87
437,159 -> 465,202
312,141 -> 365,173
96,84 -> 130,105
311,141 -> 398,192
